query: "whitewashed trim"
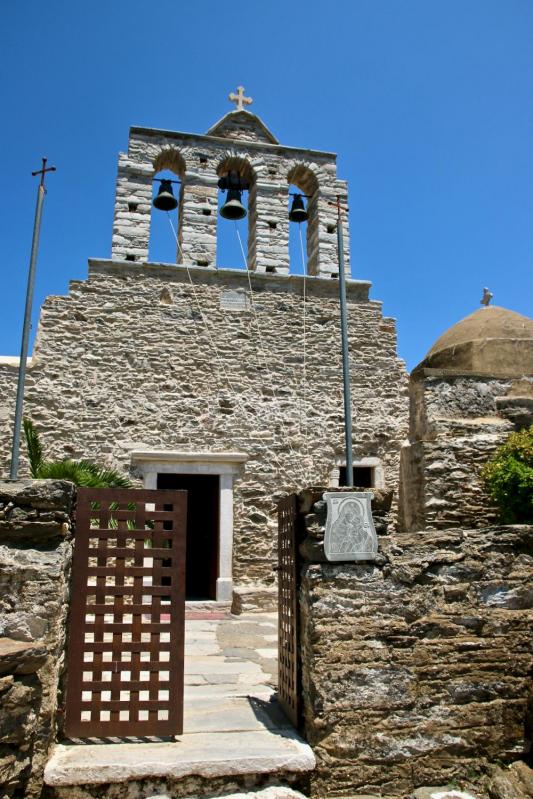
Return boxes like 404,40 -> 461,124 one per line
130,450 -> 247,601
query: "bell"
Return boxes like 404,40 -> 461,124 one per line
153,179 -> 178,212
289,193 -> 308,223
220,187 -> 247,220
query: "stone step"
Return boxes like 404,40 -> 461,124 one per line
44,728 -> 315,794
185,601 -> 232,617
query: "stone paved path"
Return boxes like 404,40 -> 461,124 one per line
45,611 -> 316,789
184,611 -> 281,732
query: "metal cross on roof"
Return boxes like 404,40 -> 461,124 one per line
228,85 -> 253,112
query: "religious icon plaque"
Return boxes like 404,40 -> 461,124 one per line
324,492 -> 379,562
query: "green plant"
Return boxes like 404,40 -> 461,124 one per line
90,499 -> 141,530
24,416 -> 44,477
23,418 -> 132,488
481,425 -> 533,523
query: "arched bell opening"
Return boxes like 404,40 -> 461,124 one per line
287,165 -> 319,276
288,184 -> 309,275
149,149 -> 186,264
216,156 -> 256,270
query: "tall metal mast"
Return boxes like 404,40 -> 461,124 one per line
9,158 -> 56,479
336,196 -> 354,486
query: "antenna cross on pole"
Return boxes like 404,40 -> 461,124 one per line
9,157 -> 56,480
228,86 -> 253,112
32,157 -> 56,188
327,195 -> 353,486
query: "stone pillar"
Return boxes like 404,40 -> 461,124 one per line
217,473 -> 234,601
336,179 -> 351,275
305,189 -> 320,276
249,182 -> 290,274
111,155 -> 153,262
312,182 -> 351,278
0,479 -> 75,799
179,173 -> 219,267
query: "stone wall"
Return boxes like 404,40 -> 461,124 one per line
400,372 -> 533,531
0,263 -> 408,591
0,480 -> 74,799
297,491 -> 532,796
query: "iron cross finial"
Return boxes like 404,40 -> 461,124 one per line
228,86 -> 253,112
32,157 -> 56,188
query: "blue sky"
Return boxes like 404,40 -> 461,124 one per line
1,0 -> 532,370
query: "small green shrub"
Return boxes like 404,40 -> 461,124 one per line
23,417 -> 132,488
481,425 -> 533,523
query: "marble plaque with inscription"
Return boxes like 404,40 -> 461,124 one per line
324,492 -> 378,562
220,289 -> 250,312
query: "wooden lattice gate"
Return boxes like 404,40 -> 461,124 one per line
65,487 -> 187,738
277,493 -> 300,727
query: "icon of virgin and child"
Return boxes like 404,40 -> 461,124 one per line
328,497 -> 376,556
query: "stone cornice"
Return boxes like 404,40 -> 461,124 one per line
411,365 -> 532,381
130,450 -> 249,465
0,356 -> 34,368
88,259 -> 374,303
129,125 -> 337,161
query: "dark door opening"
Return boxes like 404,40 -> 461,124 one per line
157,473 -> 219,601
339,465 -> 374,488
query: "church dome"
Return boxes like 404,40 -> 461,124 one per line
416,305 -> 533,377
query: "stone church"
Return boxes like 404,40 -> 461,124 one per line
1,94 -> 532,799
0,94 -> 531,609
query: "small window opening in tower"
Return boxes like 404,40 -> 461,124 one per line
288,183 -> 308,275
149,168 -> 181,264
216,172 -> 250,270
339,465 -> 374,488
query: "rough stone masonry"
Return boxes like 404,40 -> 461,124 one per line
0,480 -> 74,799
0,263 -> 408,594
297,489 -> 533,797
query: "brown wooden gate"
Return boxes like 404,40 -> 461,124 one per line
277,493 -> 300,728
65,487 -> 187,738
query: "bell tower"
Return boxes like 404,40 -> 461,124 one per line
111,88 -> 351,277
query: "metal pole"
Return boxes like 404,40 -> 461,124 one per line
9,159 -> 55,479
336,197 -> 354,487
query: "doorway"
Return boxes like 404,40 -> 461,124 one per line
157,473 -> 219,601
